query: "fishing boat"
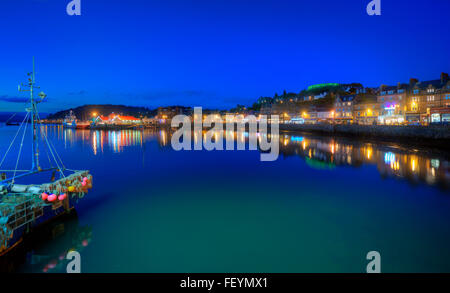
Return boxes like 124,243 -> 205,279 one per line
63,111 -> 90,129
0,58 -> 93,258
62,110 -> 77,129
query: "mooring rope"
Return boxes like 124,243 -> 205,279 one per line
12,113 -> 30,184
35,111 -> 66,178
0,112 -> 30,169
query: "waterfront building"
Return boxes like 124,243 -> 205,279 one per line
93,113 -> 141,125
351,92 -> 379,125
156,106 -> 192,123
377,83 -> 408,124
302,111 -> 318,124
312,105 -> 335,123
259,103 -> 272,116
141,117 -> 157,124
352,102 -> 379,125
335,94 -> 355,122
317,111 -> 334,121
406,73 -> 450,124
430,107 -> 450,123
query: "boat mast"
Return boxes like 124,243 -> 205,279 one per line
19,57 -> 40,172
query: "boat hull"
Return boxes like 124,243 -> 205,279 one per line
0,191 -> 81,258
63,122 -> 76,128
75,124 -> 90,129
0,209 -> 82,272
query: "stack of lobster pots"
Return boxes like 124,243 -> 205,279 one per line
40,171 -> 93,207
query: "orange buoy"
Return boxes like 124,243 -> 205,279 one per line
41,193 -> 48,200
48,194 -> 57,202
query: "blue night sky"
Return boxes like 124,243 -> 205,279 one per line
0,0 -> 449,113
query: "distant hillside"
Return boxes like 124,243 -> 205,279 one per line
46,104 -> 157,120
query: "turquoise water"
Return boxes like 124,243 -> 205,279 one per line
1,125 -> 450,273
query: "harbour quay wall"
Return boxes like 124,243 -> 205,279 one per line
279,124 -> 450,141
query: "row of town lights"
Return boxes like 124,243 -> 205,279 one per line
89,105 -> 414,122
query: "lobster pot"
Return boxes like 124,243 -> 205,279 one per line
1,193 -> 43,252
40,171 -> 92,195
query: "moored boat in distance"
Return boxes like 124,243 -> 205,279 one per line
63,110 -> 90,129
4,114 -> 20,126
5,122 -> 20,126
0,58 -> 93,259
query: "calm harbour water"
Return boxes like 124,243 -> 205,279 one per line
1,124 -> 450,273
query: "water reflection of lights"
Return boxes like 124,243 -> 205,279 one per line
366,147 -> 373,160
278,136 -> 448,189
160,130 -> 167,146
91,130 -> 143,153
391,160 -> 400,171
92,132 -> 97,155
384,152 -> 396,165
290,136 -> 304,142
35,127 -> 450,189
92,131 -> 104,155
431,159 -> 440,169
411,158 -> 417,173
